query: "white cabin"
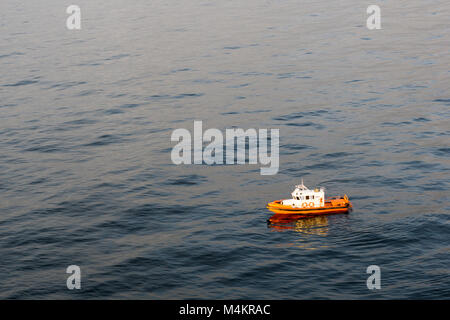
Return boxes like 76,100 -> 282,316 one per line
281,180 -> 325,208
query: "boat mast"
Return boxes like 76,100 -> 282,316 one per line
297,178 -> 307,190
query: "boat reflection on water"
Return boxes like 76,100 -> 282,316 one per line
267,214 -> 329,236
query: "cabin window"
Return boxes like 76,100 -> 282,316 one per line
306,195 -> 309,200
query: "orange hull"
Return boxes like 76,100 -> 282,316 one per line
267,198 -> 352,218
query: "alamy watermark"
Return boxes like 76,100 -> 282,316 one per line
366,265 -> 381,290
66,265 -> 81,290
366,5 -> 381,30
66,5 -> 81,30
171,121 -> 279,175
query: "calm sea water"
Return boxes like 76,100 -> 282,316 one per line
0,0 -> 449,299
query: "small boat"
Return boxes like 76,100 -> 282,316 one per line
267,180 -> 352,218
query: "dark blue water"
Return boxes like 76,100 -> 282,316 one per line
0,1 -> 449,299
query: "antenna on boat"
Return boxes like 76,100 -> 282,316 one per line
297,178 -> 308,190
